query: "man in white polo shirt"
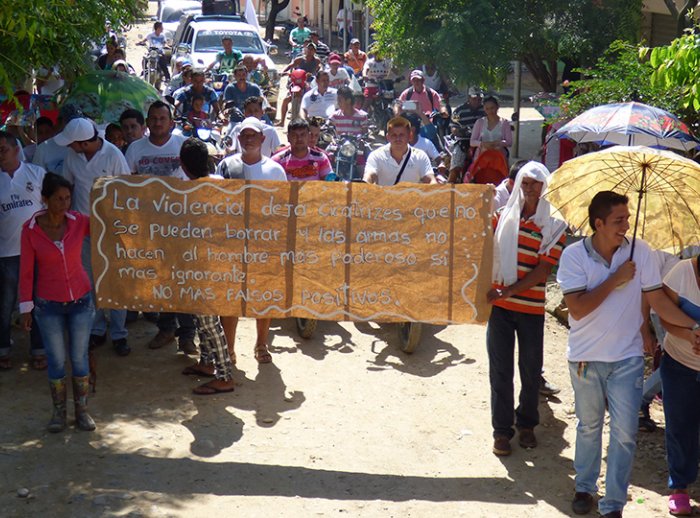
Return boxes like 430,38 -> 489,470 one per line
55,117 -> 131,357
557,191 -> 700,518
363,116 -> 436,186
301,70 -> 337,120
0,130 -> 46,369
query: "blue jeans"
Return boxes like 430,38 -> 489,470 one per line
0,255 -> 44,358
81,238 -> 127,340
486,306 -> 544,439
33,293 -> 95,379
569,356 -> 644,515
660,353 -> 700,490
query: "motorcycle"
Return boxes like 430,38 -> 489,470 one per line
443,113 -> 476,183
369,78 -> 400,136
287,68 -> 310,121
141,46 -> 165,91
175,116 -> 226,163
325,133 -> 368,182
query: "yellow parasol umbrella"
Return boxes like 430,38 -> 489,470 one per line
545,146 -> 700,255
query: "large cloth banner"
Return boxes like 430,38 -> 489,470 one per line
90,177 -> 494,324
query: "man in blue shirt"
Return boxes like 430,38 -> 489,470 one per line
223,64 -> 263,110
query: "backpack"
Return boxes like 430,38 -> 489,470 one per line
406,87 -> 437,112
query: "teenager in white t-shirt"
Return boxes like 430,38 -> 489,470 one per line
557,191 -> 700,517
0,130 -> 46,368
216,117 -> 286,181
125,101 -> 187,179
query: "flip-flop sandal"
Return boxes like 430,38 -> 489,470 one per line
30,356 -> 48,371
254,345 -> 272,364
182,365 -> 216,377
0,357 -> 12,370
669,493 -> 692,516
192,381 -> 235,395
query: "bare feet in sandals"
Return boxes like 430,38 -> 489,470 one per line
192,379 -> 235,395
182,363 -> 215,377
254,343 -> 272,364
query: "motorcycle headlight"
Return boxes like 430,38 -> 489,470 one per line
149,50 -> 159,58
213,82 -> 223,90
382,90 -> 394,99
340,141 -> 356,157
197,128 -> 211,140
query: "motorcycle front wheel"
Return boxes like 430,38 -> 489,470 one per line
296,318 -> 318,339
396,322 -> 422,354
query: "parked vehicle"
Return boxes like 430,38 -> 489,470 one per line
169,15 -> 279,101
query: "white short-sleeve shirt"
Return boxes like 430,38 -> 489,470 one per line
413,136 -> 439,161
557,237 -> 662,362
63,139 -> 130,215
32,137 -> 68,176
125,134 -> 188,179
301,87 -> 338,119
215,154 -> 287,181
0,162 -> 46,257
365,144 -> 433,185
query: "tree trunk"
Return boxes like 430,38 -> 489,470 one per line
523,56 -> 558,92
265,0 -> 291,41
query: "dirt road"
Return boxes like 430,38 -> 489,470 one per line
0,5 -> 673,518
0,313 -> 670,517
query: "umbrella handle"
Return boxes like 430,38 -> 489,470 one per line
629,165 -> 647,260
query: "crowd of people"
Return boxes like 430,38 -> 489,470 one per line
1,12 -> 700,518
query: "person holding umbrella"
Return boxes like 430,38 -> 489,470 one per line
557,191 -> 700,517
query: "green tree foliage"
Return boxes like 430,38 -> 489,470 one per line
561,40 -> 693,127
646,28 -> 700,112
367,0 -> 642,92
367,0 -> 505,88
0,0 -> 139,97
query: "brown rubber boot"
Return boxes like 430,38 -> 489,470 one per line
47,378 -> 67,433
72,376 -> 96,431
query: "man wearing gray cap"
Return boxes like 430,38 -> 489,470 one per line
55,118 -> 132,357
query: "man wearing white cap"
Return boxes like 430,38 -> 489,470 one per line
486,161 -> 567,457
399,69 -> 448,118
215,117 -> 285,365
55,117 -> 131,356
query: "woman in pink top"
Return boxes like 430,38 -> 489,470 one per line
470,96 -> 513,163
19,173 -> 96,433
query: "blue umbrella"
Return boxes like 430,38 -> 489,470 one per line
552,102 -> 699,151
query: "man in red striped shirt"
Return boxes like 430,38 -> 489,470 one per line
486,161 -> 567,457
330,86 -> 368,137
